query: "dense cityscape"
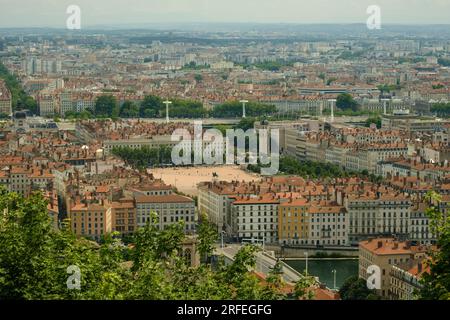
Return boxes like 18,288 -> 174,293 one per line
0,2 -> 450,305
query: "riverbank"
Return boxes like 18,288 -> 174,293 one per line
282,257 -> 359,261
284,259 -> 359,289
266,245 -> 359,259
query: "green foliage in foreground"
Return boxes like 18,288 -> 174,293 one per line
419,192 -> 450,300
339,276 -> 380,300
0,188 -> 310,300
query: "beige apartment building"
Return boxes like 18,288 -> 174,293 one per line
38,93 -> 58,117
359,238 -> 414,298
126,183 -> 173,197
1,166 -> 54,197
389,261 -> 427,300
197,181 -> 256,233
111,199 -> 136,236
382,115 -> 446,133
325,143 -> 353,168
69,200 -> 113,240
345,144 -> 409,173
278,199 -> 310,245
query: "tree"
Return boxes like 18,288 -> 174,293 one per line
0,187 -> 122,300
120,101 -> 139,118
19,96 -> 38,114
197,214 -> 218,263
438,58 -> 450,67
140,95 -> 163,118
339,276 -> 379,300
294,273 -> 317,300
336,93 -> 359,112
169,99 -> 207,119
0,61 -> 37,114
212,101 -> 276,118
261,260 -> 285,300
365,116 -> 382,129
419,192 -> 450,300
194,74 -> 203,82
234,117 -> 256,131
111,146 -> 173,169
95,95 -> 118,117
326,77 -> 337,86
0,188 -> 300,301
431,103 -> 450,117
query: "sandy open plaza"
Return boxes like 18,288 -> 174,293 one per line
149,165 -> 260,196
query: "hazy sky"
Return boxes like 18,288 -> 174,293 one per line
1,0 -> 450,28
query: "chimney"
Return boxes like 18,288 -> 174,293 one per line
377,241 -> 383,249
418,263 -> 423,274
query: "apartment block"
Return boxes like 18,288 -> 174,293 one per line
389,261 -> 428,300
0,80 -> 12,116
69,200 -> 113,240
278,198 -> 310,245
308,202 -> 348,247
231,194 -> 280,244
359,238 -> 415,298
198,181 -> 255,233
345,193 -> 411,246
135,194 -> 196,233
111,199 -> 136,236
38,93 -> 58,117
409,203 -> 437,245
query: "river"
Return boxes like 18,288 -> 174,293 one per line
284,259 -> 359,289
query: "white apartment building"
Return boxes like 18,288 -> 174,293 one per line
198,185 -> 233,232
135,194 -> 196,233
345,144 -> 409,173
409,203 -> 437,245
231,195 -> 279,244
344,194 -> 411,246
308,204 -> 349,247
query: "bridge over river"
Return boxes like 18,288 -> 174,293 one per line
214,245 -> 322,286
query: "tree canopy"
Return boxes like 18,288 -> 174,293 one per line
419,192 -> 450,300
94,95 -> 119,117
431,103 -> 450,117
0,61 -> 37,114
336,93 -> 359,112
211,101 -> 276,118
339,276 -> 380,300
0,187 -> 304,300
111,145 -> 173,170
